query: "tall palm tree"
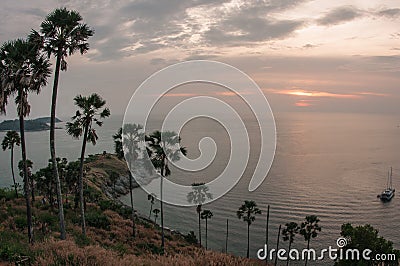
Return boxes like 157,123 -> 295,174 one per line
153,208 -> 160,224
30,8 -> 94,240
201,209 -> 213,249
1,130 -> 21,197
300,215 -> 321,266
0,38 -> 51,244
122,123 -> 144,238
113,128 -> 124,159
237,200 -> 262,258
146,130 -> 187,253
66,93 -> 110,236
282,222 -> 300,266
147,193 -> 155,219
18,159 -> 34,201
187,182 -> 212,247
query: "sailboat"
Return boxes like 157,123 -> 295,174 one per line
379,167 -> 395,202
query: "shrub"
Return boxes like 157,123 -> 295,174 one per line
184,231 -> 198,245
0,188 -> 18,201
136,242 -> 163,255
85,210 -> 111,230
73,233 -> 91,247
0,231 -> 31,261
14,216 -> 27,230
84,186 -> 103,203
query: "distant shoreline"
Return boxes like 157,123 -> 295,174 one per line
0,117 -> 62,132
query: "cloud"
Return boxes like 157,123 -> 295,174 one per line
317,6 -> 361,26
202,0 -> 305,46
302,43 -> 318,49
377,8 -> 400,18
266,89 -> 361,99
338,55 -> 400,73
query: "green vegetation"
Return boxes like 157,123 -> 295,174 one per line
1,130 -> 20,197
282,222 -> 300,266
66,93 -> 110,236
31,7 -> 94,240
201,209 -> 213,249
335,223 -> 400,266
299,215 -> 321,266
146,130 -> 187,253
0,117 -> 62,131
237,200 -> 262,258
122,123 -> 144,239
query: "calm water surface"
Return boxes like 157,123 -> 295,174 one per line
1,112 -> 399,265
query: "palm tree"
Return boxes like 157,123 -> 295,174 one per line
187,182 -> 212,247
300,215 -> 321,266
2,130 -> 21,197
153,208 -> 160,224
113,128 -> 124,159
282,222 -> 300,266
146,130 -> 187,253
147,193 -> 155,219
66,93 -> 110,236
237,200 -> 262,258
122,123 -> 144,238
18,159 -> 34,201
201,209 -> 213,249
0,38 -> 51,244
30,8 -> 94,240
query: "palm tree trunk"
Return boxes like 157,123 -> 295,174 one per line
129,171 -> 136,238
160,175 -> 165,252
160,157 -> 165,254
78,123 -> 89,236
149,203 -> 153,219
10,146 -> 18,198
305,239 -> 310,266
225,219 -> 229,253
265,205 -> 270,264
50,49 -> 66,240
30,172 -> 35,203
287,241 -> 292,266
19,113 -> 33,244
275,224 -> 282,266
247,223 -> 250,258
198,209 -> 202,246
205,218 -> 208,249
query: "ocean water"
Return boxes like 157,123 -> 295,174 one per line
1,112 -> 399,265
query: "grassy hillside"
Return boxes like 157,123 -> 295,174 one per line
0,154 -> 265,266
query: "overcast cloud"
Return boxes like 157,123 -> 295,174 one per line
0,0 -> 399,117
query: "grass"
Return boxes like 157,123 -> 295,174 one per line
0,154 -> 265,265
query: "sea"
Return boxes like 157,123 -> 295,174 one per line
1,112 -> 399,265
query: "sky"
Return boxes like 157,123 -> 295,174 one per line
0,0 -> 399,119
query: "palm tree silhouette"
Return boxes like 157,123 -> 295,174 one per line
30,8 -> 93,240
2,131 -> 21,197
300,215 -> 321,266
282,222 -> 300,266
146,130 -> 187,253
237,200 -> 262,258
201,209 -> 213,249
113,128 -> 124,159
147,193 -> 156,219
0,38 -> 50,243
66,93 -> 110,236
187,182 -> 212,247
18,159 -> 34,201
153,208 -> 160,224
123,123 -> 144,238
